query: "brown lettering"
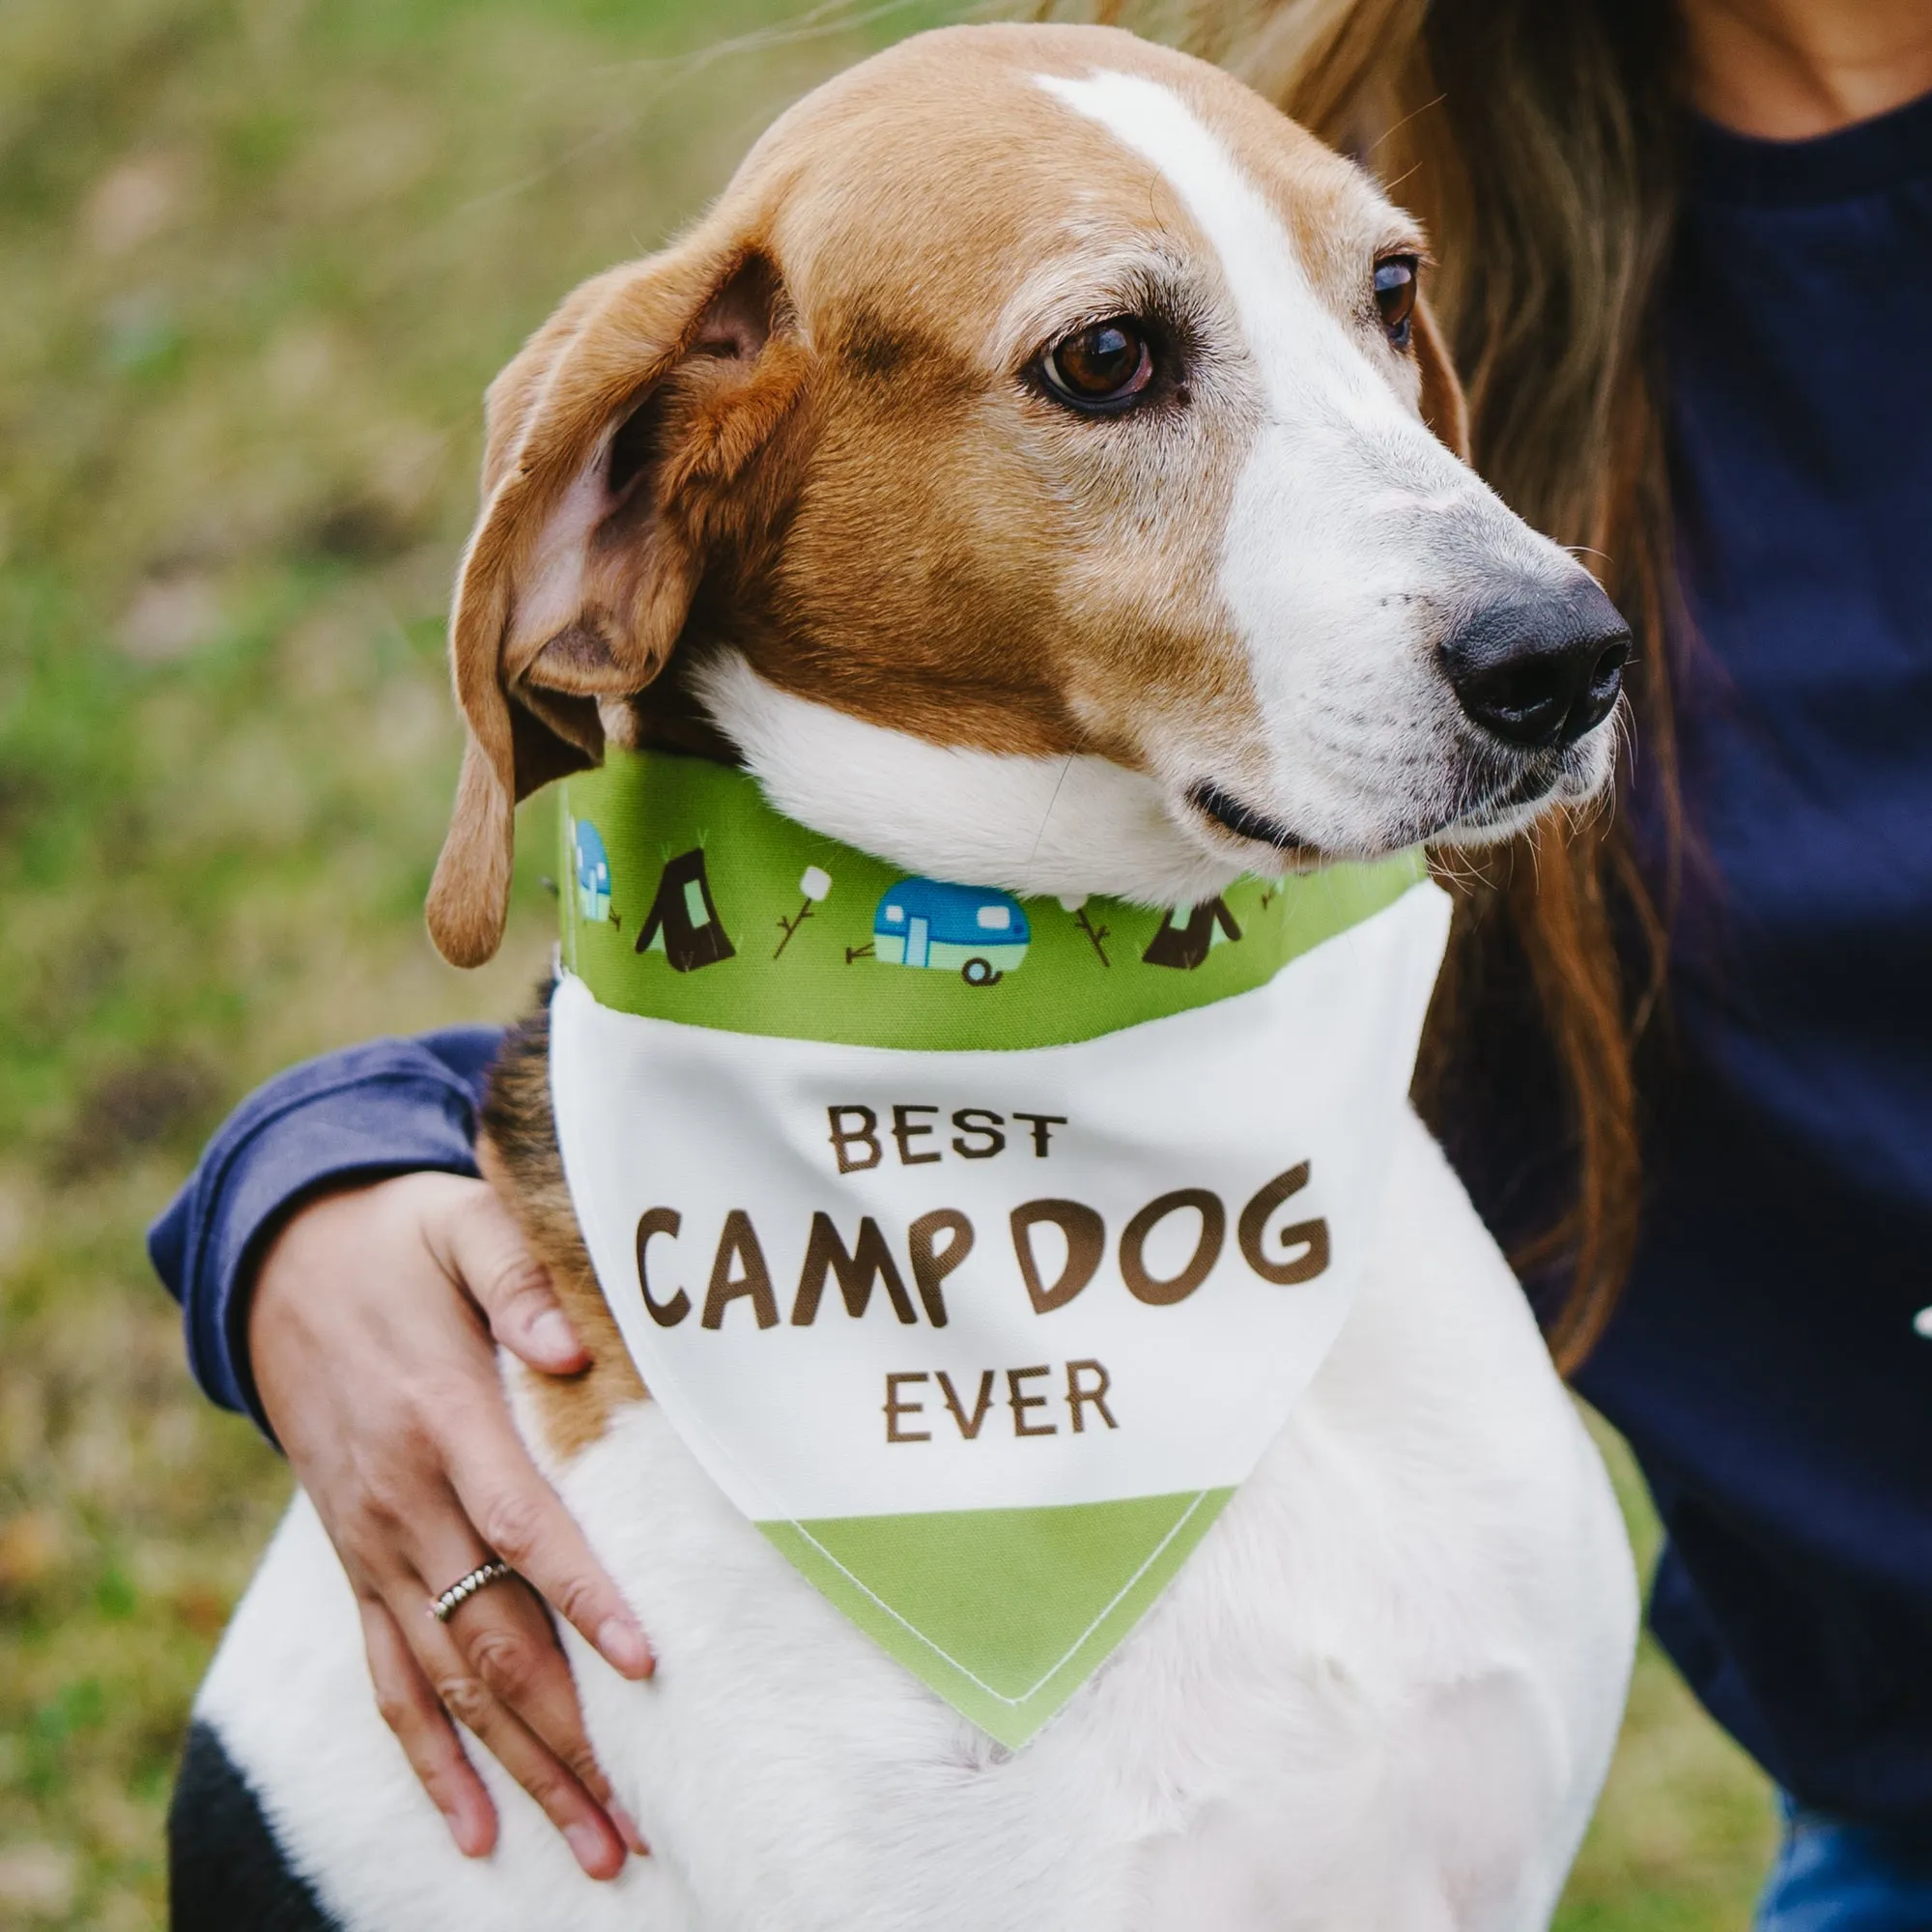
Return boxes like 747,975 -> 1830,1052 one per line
1120,1188 -> 1226,1305
1012,1112 -> 1067,1156
1065,1358 -> 1118,1433
950,1108 -> 1007,1159
885,1372 -> 930,1442
700,1209 -> 780,1329
1237,1163 -> 1330,1285
635,1208 -> 689,1327
937,1369 -> 997,1439
792,1212 -> 917,1326
828,1106 -> 882,1174
1008,1364 -> 1057,1436
1009,1199 -> 1105,1314
907,1208 -> 974,1327
891,1104 -> 942,1166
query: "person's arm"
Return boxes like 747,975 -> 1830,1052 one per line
150,1028 -> 502,1423
151,1034 -> 652,1878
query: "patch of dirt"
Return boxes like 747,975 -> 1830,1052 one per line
0,1510 -> 70,1597
0,768 -> 48,842
81,149 -> 198,256
52,1059 -> 220,1183
301,497 -> 419,563
0,1843 -> 77,1918
115,572 -> 219,663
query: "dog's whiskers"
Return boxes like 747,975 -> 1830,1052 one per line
1020,753 -> 1077,897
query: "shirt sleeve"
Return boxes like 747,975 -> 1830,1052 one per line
147,1027 -> 505,1432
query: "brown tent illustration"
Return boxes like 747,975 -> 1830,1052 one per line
1143,897 -> 1241,971
635,848 -> 736,971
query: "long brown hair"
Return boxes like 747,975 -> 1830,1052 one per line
1065,0 -> 1689,1370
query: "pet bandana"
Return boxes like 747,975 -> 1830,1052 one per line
549,748 -> 1452,1747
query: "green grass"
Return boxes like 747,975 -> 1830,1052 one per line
0,0 -> 1773,1923
1557,1417 -> 1776,1930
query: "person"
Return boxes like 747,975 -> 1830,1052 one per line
150,0 -> 1932,1918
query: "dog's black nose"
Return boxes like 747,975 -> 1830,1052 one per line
1439,579 -> 1631,751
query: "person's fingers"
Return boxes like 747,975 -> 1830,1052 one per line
440,1573 -> 650,1857
359,1595 -> 497,1859
441,1415 -> 654,1682
437,1182 -> 587,1375
403,1577 -> 628,1881
441,1567 -> 618,1806
252,1173 -> 650,1869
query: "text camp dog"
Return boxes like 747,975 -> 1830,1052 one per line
630,1105 -> 1333,1382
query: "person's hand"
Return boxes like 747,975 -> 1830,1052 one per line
248,1171 -> 654,1877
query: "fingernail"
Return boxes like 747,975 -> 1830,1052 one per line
566,1820 -> 620,1878
530,1309 -> 581,1364
599,1615 -> 655,1679
445,1808 -> 488,1859
611,1804 -> 651,1857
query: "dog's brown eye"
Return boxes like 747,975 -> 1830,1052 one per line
1373,256 -> 1418,347
1041,319 -> 1154,412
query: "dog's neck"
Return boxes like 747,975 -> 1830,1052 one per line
554,730 -> 1426,1045
680,650 -> 1245,912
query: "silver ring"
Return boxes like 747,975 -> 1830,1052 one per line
431,1558 -> 515,1623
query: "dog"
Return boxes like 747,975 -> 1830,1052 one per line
171,23 -> 1637,1929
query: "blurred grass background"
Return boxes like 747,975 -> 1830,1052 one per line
0,0 -> 1776,1923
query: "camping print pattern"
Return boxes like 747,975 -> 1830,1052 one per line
573,818 -> 613,926
596,842 -> 1257,987
872,879 -> 1031,987
557,750 -> 1428,1055
1143,896 -> 1241,970
636,848 -> 735,971
1060,895 -> 1112,967
774,867 -> 833,959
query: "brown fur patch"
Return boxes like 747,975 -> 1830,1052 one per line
427,22 -> 1459,969
478,1004 -> 644,1462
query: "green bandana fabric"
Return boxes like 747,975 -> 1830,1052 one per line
549,749 -> 1449,1745
556,750 -> 1427,1050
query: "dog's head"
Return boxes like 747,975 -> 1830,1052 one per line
426,22 -> 1627,967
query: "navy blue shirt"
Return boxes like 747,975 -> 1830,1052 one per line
149,91 -> 1932,1827
1572,94 -> 1932,1830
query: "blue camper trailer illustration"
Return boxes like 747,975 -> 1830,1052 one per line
873,878 -> 1030,984
572,819 -> 611,924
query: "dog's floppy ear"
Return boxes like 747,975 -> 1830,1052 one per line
427,242 -> 810,966
1411,291 -> 1470,463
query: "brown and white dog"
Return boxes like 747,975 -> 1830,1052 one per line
175,24 -> 1637,1930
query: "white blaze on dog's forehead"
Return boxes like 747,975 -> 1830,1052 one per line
1032,66 -> 1605,859
1034,70 -> 1360,418
1034,66 -> 1453,846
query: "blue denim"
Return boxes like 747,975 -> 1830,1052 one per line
1756,1798 -> 1932,1931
